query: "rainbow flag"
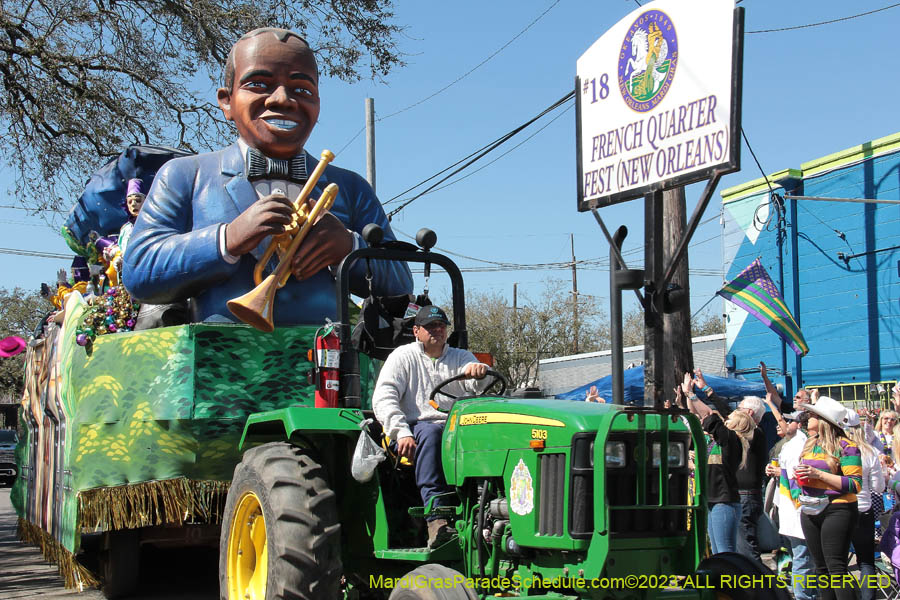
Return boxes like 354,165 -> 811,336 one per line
717,258 -> 809,356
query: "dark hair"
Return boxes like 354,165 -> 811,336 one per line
223,28 -> 316,91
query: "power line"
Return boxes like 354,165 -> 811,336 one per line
0,204 -> 65,214
335,0 -> 562,156
379,0 -> 562,122
386,91 -> 574,217
416,103 -> 574,197
747,3 -> 900,34
0,247 -> 70,259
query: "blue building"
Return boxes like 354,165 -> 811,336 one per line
721,132 -> 900,406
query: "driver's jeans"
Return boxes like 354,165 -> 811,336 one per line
397,420 -> 453,519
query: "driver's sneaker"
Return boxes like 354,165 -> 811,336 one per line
426,518 -> 456,548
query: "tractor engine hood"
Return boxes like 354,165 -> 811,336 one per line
441,397 -> 622,486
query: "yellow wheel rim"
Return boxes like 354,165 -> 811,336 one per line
226,491 -> 268,600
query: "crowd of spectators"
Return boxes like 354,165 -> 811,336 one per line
674,367 -> 900,599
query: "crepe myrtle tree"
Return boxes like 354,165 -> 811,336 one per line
465,281 -> 610,391
0,0 -> 404,216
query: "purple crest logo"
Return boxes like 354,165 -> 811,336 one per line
617,10 -> 678,112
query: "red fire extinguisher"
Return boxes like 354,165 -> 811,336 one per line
312,324 -> 340,408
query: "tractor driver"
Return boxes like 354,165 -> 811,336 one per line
372,305 -> 491,548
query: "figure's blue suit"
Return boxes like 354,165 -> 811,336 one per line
123,144 -> 413,325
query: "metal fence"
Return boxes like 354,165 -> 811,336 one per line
808,380 -> 898,412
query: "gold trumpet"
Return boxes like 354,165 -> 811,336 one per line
227,149 -> 338,332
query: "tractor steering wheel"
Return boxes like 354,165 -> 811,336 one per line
428,369 -> 508,405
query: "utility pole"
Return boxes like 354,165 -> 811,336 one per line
571,233 -> 579,354
643,191 -> 665,407
512,283 -> 518,313
365,98 -> 376,192
662,187 -> 694,395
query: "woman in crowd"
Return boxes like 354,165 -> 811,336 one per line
845,414 -> 885,600
875,410 -> 898,454
683,373 -> 755,554
795,397 -> 862,600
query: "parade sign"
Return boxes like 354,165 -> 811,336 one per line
576,0 -> 742,211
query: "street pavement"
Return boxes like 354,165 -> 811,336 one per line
0,487 -> 218,599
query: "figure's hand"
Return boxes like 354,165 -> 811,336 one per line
809,388 -> 819,404
693,368 -> 708,391
396,435 -> 416,462
765,463 -> 780,477
464,362 -> 488,380
764,392 -> 776,406
760,361 -> 768,379
225,191 -> 294,256
290,198 -> 353,280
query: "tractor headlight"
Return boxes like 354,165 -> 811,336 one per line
652,441 -> 685,468
605,441 -> 627,468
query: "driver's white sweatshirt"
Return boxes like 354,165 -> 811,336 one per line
372,340 -> 488,441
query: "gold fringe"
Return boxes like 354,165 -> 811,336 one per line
17,518 -> 101,590
78,477 -> 230,531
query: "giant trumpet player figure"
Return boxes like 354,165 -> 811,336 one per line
124,28 -> 412,326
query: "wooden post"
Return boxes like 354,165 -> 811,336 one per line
663,187 -> 694,395
644,191 -> 665,407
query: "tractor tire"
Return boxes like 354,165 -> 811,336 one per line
387,564 -> 478,600
219,442 -> 341,600
99,529 -> 141,599
695,552 -> 791,600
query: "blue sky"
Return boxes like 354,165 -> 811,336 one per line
2,0 -> 898,324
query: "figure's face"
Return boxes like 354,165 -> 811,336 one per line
218,34 -> 320,159
126,193 -> 144,217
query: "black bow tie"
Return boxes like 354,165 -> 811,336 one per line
246,148 -> 308,184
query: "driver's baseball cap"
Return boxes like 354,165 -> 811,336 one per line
415,305 -> 450,327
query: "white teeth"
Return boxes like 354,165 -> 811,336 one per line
265,118 -> 297,130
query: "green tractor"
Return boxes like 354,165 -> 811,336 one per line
219,226 -> 788,600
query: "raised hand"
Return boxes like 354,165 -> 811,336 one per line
692,367 -> 708,391
681,372 -> 694,395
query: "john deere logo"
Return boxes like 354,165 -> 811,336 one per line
617,10 -> 678,112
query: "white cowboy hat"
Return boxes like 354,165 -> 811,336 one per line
797,396 -> 853,431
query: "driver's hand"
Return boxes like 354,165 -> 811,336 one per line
396,435 -> 416,462
464,362 -> 488,379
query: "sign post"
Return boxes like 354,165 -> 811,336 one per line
577,0 -> 744,406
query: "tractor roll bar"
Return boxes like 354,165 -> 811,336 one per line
333,228 -> 467,407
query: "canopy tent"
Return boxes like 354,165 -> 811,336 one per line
554,365 -> 767,404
